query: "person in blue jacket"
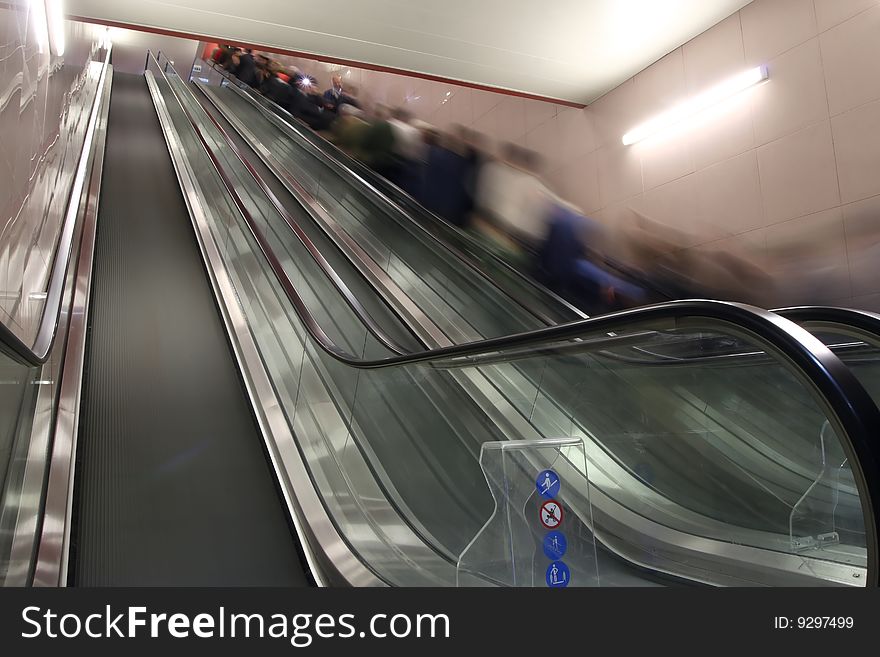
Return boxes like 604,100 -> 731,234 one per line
536,202 -> 646,315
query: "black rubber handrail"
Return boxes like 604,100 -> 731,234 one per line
778,306 -> 880,347
159,56 -> 880,584
0,48 -> 111,367
590,308 -> 880,367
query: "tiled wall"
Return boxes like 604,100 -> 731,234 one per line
585,0 -> 880,310
0,4 -> 107,344
223,0 -> 880,309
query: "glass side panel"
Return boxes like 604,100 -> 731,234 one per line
0,352 -> 39,584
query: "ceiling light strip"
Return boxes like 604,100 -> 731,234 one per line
622,65 -> 768,146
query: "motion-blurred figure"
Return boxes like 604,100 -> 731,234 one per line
618,212 -> 773,306
536,202 -> 646,314
290,72 -> 334,130
420,131 -> 472,228
475,143 -> 554,261
260,63 -> 296,114
457,126 -> 488,229
323,75 -> 346,113
212,45 -> 234,68
331,103 -> 370,156
387,108 -> 425,196
360,105 -> 398,178
230,49 -> 259,88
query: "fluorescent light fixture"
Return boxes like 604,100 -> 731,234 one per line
622,65 -> 768,146
46,0 -> 65,56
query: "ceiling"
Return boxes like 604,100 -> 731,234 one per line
67,0 -> 753,104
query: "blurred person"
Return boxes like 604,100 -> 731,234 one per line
293,72 -> 318,94
409,123 -> 439,199
359,105 -> 398,177
231,49 -> 259,87
330,103 -> 370,156
420,130 -> 472,228
286,65 -> 302,81
536,202 -> 647,314
291,73 -> 334,130
227,49 -> 240,72
617,211 -> 773,305
340,84 -> 361,109
698,248 -> 773,306
387,107 -> 425,195
258,59 -> 279,93
254,54 -> 271,87
260,64 -> 296,113
475,143 -> 555,256
213,45 -> 234,68
456,126 -> 488,228
323,75 -> 346,113
616,217 -> 706,302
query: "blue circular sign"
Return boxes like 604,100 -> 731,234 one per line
536,469 -> 561,499
543,531 -> 567,560
546,560 -> 570,587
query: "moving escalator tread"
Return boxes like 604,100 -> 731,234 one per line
71,73 -> 307,586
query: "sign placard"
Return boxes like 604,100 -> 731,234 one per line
456,438 -> 598,587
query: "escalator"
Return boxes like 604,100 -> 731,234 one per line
70,72 -> 308,586
189,70 -> 880,567
0,53 -> 311,586
148,56 -> 880,586
196,61 -> 880,490
201,63 -> 880,372
203,60 -> 581,327
2,51 -> 880,588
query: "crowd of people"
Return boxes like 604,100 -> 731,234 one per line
211,46 -> 773,316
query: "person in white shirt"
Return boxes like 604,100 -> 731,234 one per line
476,143 -> 555,254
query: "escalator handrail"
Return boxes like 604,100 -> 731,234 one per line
589,307 -> 880,367
205,60 -> 585,325
164,56 -> 880,585
777,306 -> 880,347
0,47 -> 111,367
